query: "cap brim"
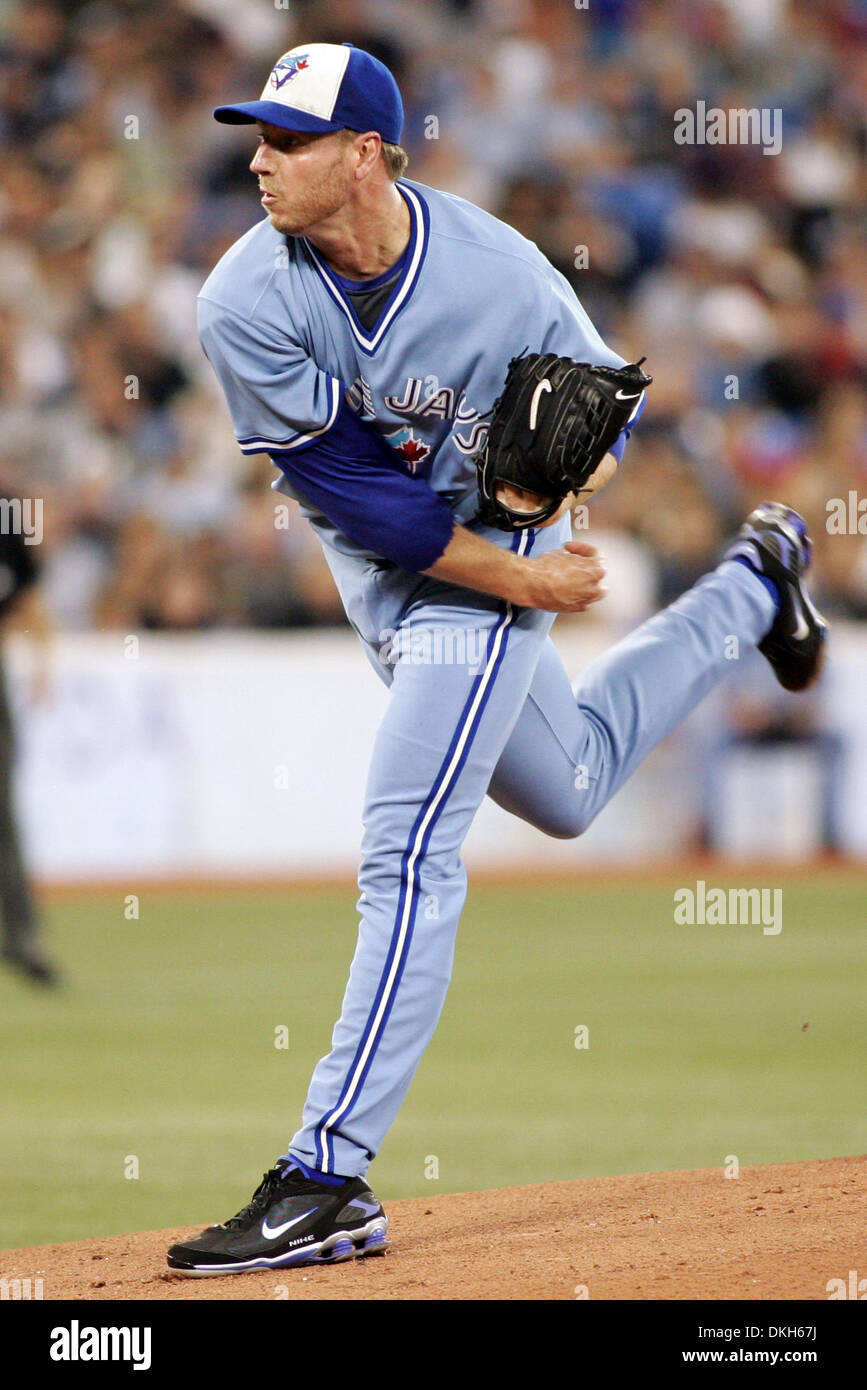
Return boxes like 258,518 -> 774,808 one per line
213,101 -> 344,133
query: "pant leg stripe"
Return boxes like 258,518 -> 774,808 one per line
315,531 -> 532,1171
315,610 -> 511,1168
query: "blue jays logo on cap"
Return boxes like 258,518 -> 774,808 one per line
213,41 -> 404,145
270,53 -> 310,91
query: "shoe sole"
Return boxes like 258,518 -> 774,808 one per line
166,1217 -> 390,1277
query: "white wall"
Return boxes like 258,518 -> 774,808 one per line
5,624 -> 865,882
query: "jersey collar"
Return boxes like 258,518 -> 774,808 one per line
303,182 -> 429,355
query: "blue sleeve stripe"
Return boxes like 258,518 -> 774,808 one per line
237,377 -> 342,454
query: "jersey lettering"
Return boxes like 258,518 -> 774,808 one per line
347,373 -> 376,417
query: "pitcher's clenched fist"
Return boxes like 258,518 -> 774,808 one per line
519,541 -> 606,612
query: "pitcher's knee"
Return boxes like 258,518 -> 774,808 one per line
535,802 -> 595,839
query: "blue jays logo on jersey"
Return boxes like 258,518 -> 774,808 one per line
386,377 -> 490,456
270,53 -> 310,90
348,373 -> 489,467
386,426 -> 431,474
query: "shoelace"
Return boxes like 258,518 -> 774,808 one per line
221,1159 -> 333,1230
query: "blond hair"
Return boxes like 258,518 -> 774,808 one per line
380,141 -> 409,180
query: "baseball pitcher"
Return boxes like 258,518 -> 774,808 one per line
167,43 -> 827,1276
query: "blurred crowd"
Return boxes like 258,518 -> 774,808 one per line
1,0 -> 866,633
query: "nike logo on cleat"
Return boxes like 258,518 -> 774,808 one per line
261,1210 -> 315,1240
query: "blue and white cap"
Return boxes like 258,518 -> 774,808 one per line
213,42 -> 404,144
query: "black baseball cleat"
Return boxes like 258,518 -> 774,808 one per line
166,1160 -> 389,1276
724,501 -> 828,692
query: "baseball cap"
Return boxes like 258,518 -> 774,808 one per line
213,42 -> 403,144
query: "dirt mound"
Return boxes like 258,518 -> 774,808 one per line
3,1156 -> 862,1301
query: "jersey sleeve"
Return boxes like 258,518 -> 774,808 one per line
270,398 -> 456,573
197,295 -> 343,456
535,269 -> 626,370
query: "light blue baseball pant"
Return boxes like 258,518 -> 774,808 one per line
288,552 -> 776,1177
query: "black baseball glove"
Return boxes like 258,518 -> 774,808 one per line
474,353 -> 652,530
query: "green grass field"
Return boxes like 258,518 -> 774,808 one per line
1,872 -> 864,1249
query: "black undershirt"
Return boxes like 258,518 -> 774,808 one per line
341,267 -> 402,332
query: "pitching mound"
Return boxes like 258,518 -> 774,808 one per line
4,1156 -> 862,1301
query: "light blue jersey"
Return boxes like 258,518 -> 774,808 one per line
198,177 -> 624,532
199,178 -> 628,648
